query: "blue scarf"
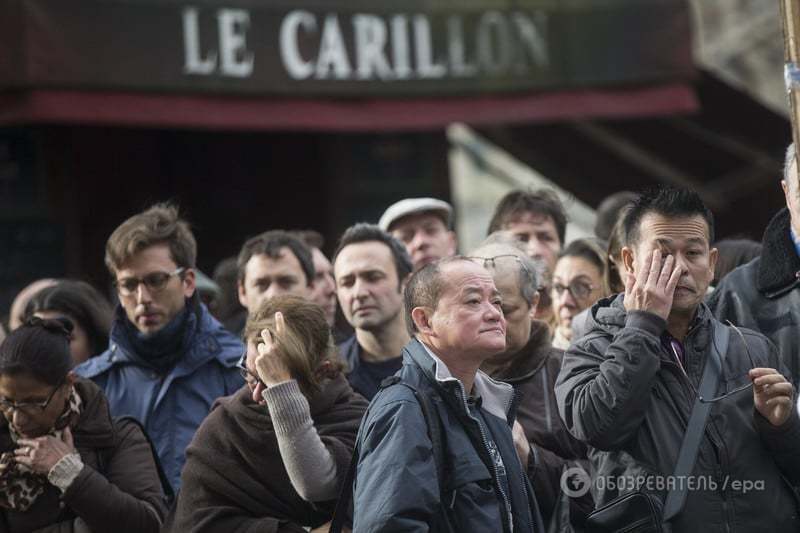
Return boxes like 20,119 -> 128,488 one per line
119,299 -> 196,374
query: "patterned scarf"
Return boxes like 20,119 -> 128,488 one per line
0,386 -> 82,511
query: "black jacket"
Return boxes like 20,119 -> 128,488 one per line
352,338 -> 543,533
555,295 -> 800,532
707,207 -> 800,388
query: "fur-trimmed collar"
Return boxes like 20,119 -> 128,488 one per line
758,208 -> 800,296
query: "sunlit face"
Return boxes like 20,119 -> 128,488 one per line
115,244 -> 195,334
421,261 -> 506,361
623,213 -> 717,317
334,241 -> 405,333
238,248 -> 311,313
390,213 -> 457,271
0,372 -> 70,438
503,212 -> 561,276
552,256 -> 605,339
33,311 -> 92,366
309,248 -> 337,327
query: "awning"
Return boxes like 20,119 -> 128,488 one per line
0,0 -> 698,131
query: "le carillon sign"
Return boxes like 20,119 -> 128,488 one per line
0,0 -> 692,97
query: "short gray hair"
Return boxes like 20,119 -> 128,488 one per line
470,234 -> 541,305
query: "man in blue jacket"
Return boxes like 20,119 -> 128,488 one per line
75,204 -> 243,491
352,256 -> 542,532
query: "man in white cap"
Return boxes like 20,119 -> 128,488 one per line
378,197 -> 457,272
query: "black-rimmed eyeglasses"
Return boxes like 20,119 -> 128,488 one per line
236,351 -> 264,388
0,381 -> 64,415
114,268 -> 186,296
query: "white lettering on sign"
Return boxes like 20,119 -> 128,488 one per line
183,8 -> 217,74
280,10 -> 315,79
353,14 -> 393,80
183,7 -> 550,83
182,7 -> 254,77
218,9 -> 254,77
316,15 -> 351,79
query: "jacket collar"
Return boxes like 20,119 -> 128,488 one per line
758,208 -> 800,297
405,338 -> 516,422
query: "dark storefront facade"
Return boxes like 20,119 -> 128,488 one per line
1,0 -> 709,313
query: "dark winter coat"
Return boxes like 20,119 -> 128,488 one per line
0,379 -> 166,533
556,295 -> 800,532
168,374 -> 367,533
352,338 -> 543,533
707,207 -> 800,388
487,323 -> 592,530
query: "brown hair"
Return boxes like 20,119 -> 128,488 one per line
105,203 -> 197,273
243,295 -> 343,397
487,189 -> 567,245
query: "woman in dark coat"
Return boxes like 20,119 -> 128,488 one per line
0,317 -> 166,532
168,295 -> 368,533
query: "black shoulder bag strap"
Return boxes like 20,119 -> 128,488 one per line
329,376 -> 447,533
662,321 -> 730,522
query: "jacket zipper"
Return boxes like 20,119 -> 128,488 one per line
454,382 -> 514,532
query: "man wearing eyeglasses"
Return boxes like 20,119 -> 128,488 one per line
74,204 -> 244,492
556,187 -> 800,532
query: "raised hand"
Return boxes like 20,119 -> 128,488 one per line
624,249 -> 683,321
15,426 -> 76,475
254,312 -> 293,387
750,368 -> 794,427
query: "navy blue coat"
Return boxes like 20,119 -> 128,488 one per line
352,338 -> 543,532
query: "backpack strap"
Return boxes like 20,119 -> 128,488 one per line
330,376 -> 449,532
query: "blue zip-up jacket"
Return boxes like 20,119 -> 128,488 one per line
74,302 -> 244,491
353,338 -> 543,532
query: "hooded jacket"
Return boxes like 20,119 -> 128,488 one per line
487,323 -> 591,530
74,302 -> 244,491
707,207 -> 800,388
0,379 -> 166,533
352,338 -> 543,533
167,374 -> 367,533
556,294 -> 800,532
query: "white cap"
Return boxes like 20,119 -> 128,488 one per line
378,198 -> 453,231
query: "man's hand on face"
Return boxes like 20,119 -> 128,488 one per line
624,249 -> 683,321
750,368 -> 795,427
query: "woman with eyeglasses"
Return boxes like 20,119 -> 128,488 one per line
0,317 -> 165,532
168,295 -> 368,533
551,239 -> 611,350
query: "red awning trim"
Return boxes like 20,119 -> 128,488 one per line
0,84 -> 697,132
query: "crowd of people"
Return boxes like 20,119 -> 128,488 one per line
0,144 -> 799,532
